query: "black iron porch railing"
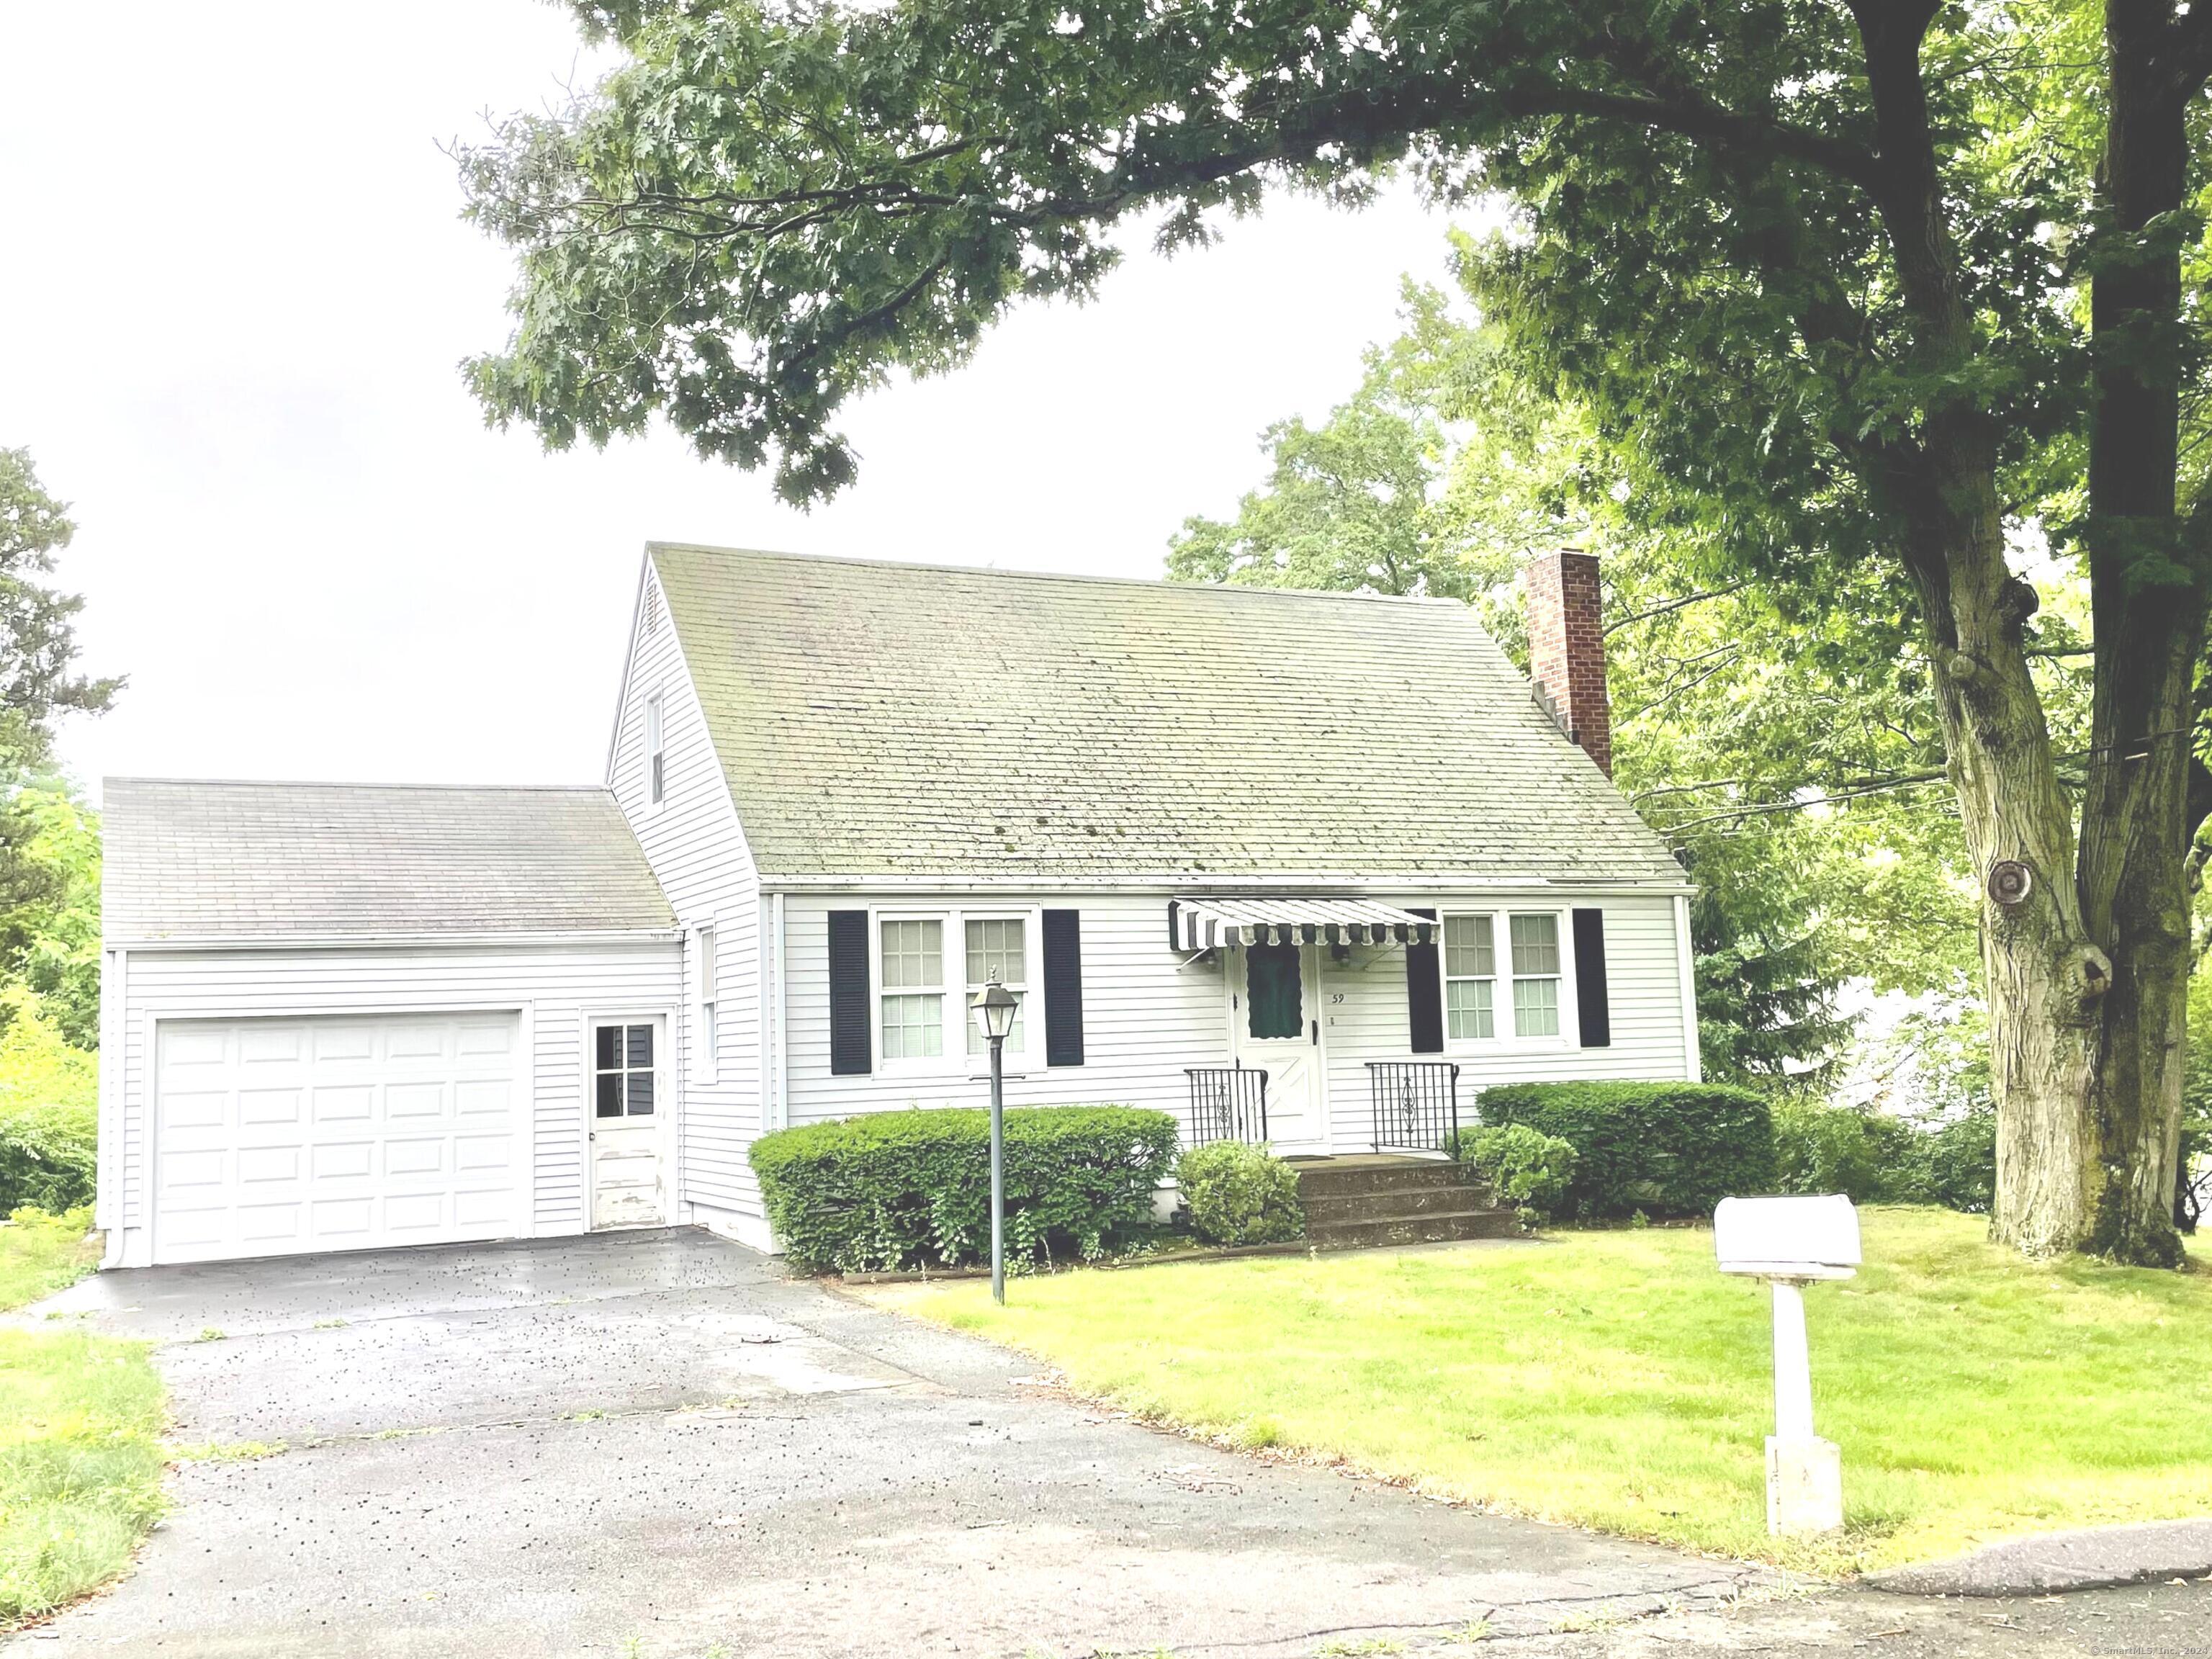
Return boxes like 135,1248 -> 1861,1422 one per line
1185,1066 -> 1269,1146
1368,1061 -> 1461,1153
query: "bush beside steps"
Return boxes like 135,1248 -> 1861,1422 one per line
1174,1141 -> 1304,1246
1447,1123 -> 1578,1229
750,1105 -> 1177,1274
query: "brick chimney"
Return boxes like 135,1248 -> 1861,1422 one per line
1524,548 -> 1611,776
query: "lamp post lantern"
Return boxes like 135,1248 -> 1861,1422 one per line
970,973 -> 1018,1305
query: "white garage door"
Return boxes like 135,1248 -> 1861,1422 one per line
153,1013 -> 523,1264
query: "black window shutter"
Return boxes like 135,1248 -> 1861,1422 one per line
1573,907 -> 1611,1048
827,909 -> 872,1076
1042,909 -> 1085,1066
1405,907 -> 1444,1054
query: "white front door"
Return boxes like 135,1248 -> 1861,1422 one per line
152,1012 -> 523,1265
1233,942 -> 1328,1153
589,1019 -> 666,1228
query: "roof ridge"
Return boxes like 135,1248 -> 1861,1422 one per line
647,541 -> 1468,608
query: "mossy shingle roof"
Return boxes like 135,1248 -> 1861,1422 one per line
649,544 -> 1683,886
103,779 -> 675,943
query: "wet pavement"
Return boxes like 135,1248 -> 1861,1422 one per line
12,1228 -> 1770,1656
1524,1573 -> 2212,1655
15,1227 -> 2203,1658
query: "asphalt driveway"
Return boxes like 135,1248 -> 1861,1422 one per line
9,1228 -> 1772,1657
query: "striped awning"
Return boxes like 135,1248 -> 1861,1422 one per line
1169,896 -> 1437,951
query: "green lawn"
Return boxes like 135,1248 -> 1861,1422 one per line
0,1211 -> 164,1623
873,1208 -> 2212,1575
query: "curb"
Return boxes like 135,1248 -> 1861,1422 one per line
1865,1518 -> 2212,1597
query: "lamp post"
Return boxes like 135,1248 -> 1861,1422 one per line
970,972 -> 1018,1305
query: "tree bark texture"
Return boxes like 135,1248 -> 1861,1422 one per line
2069,14 -> 2204,1264
1850,0 -> 2207,1262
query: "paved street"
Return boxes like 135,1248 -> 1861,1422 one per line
1527,1575 -> 2212,1656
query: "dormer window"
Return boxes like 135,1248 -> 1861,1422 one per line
646,693 -> 665,806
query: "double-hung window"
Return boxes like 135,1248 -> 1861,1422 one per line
1438,908 -> 1568,1043
964,917 -> 1028,1056
1509,913 -> 1563,1037
645,693 -> 665,806
878,918 -> 945,1061
1443,914 -> 1496,1040
696,923 -> 718,1080
872,909 -> 1036,1070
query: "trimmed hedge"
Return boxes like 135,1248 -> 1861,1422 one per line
1174,1141 -> 1305,1245
750,1105 -> 1177,1273
0,1105 -> 94,1216
1478,1080 -> 1776,1219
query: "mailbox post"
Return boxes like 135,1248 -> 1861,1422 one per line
1714,1194 -> 1860,1537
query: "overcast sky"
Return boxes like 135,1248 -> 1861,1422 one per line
0,4 -> 1471,801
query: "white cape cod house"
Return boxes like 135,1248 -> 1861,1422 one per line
95,545 -> 1697,1267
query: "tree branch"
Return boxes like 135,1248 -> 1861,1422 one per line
1655,768 -> 1952,834
2162,3 -> 2212,99
1629,777 -> 1746,804
1497,84 -> 1883,191
1605,580 -> 1753,634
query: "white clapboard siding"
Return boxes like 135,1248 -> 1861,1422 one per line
607,565 -> 765,1226
783,889 -> 1693,1151
109,938 -> 680,1267
1318,892 -> 1692,1151
782,892 -> 1228,1126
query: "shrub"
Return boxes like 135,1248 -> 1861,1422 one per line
1771,1097 -> 1997,1213
1772,1098 -> 1897,1203
0,1107 -> 93,1216
1913,1105 -> 1997,1214
1174,1141 -> 1304,1245
1447,1124 -> 1578,1222
1477,1080 -> 1776,1220
750,1105 -> 1177,1273
0,993 -> 97,1217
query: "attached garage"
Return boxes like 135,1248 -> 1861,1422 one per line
152,1012 -> 526,1264
99,781 -> 683,1270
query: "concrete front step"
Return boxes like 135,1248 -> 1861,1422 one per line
1306,1208 -> 1522,1250
1290,1160 -> 1478,1198
1288,1156 -> 1517,1249
1300,1182 -> 1500,1226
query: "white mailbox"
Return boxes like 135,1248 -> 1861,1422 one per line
1713,1192 -> 1861,1538
1714,1194 -> 1861,1282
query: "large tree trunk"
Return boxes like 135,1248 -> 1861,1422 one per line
1849,0 -> 2203,1262
2077,597 -> 2198,1265
1901,448 -> 2114,1259
2069,24 -> 2203,1265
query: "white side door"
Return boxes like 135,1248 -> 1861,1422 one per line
589,1017 -> 667,1228
1231,941 -> 1330,1153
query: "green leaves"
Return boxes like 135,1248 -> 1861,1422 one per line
1173,1141 -> 1305,1245
0,453 -> 119,768
1165,262 -> 1995,1076
749,1105 -> 1179,1272
459,1 -> 1894,495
